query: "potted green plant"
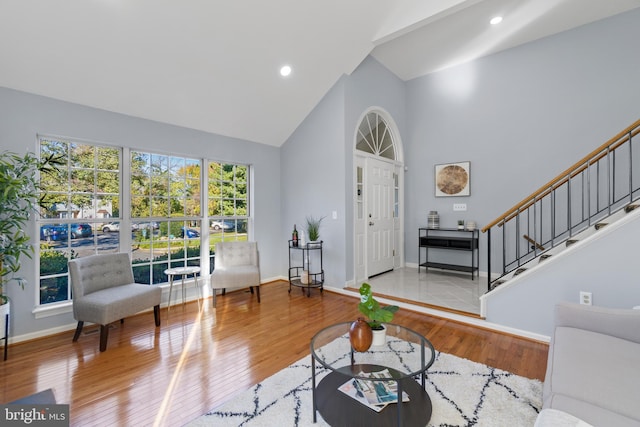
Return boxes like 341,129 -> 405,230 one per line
305,214 -> 325,243
357,282 -> 399,346
0,151 -> 61,334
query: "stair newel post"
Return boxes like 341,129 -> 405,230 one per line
551,185 -> 557,244
533,195 -> 538,257
567,172 -> 572,238
606,146 -> 612,216
501,219 -> 506,280
586,160 -> 592,227
628,130 -> 633,205
486,227 -> 491,293
515,208 -> 521,268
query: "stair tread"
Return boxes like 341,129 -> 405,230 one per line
513,268 -> 526,276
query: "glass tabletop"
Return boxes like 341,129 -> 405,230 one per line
310,322 -> 435,381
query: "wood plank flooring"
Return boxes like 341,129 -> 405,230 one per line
0,281 -> 548,426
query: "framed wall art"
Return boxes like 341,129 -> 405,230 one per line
435,161 -> 470,197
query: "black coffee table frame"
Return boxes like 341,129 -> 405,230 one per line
310,322 -> 435,426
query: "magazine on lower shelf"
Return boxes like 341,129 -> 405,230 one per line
338,368 -> 409,412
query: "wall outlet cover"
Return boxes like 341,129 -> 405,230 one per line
580,291 -> 592,306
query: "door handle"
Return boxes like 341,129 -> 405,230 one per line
369,221 -> 374,226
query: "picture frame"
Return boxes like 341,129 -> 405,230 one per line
435,161 -> 470,197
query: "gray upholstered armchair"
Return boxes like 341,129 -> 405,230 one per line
68,253 -> 162,352
538,302 -> 640,426
211,241 -> 260,307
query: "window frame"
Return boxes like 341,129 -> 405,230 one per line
35,136 -> 253,312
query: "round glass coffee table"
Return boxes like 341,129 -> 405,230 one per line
310,322 -> 435,426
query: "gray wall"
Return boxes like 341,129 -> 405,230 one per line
280,56 -> 406,288
282,7 -> 640,294
0,87 -> 281,337
404,8 -> 640,273
344,57 -> 407,281
3,7 -> 640,340
280,78 -> 347,287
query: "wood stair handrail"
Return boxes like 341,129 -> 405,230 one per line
482,118 -> 640,232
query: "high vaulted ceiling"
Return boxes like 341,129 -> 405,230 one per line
1,0 -> 639,147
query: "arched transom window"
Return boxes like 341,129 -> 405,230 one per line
356,111 -> 396,160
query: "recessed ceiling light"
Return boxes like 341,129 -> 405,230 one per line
280,65 -> 292,77
490,16 -> 503,25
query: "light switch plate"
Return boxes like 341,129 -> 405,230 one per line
453,203 -> 467,211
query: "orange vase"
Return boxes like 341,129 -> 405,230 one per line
349,317 -> 373,352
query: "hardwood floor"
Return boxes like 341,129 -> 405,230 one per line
0,281 -> 548,426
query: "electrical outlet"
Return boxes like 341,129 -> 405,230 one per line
453,203 -> 467,211
580,291 -> 592,306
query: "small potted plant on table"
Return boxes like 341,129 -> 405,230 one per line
349,282 -> 399,351
305,215 -> 325,246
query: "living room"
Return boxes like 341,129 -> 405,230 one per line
1,2 -> 640,426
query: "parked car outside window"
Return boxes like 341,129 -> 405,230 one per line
210,220 -> 235,231
179,227 -> 200,238
70,223 -> 93,239
133,221 -> 159,230
102,222 -> 120,232
40,225 -> 68,242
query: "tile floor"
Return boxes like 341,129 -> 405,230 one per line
365,267 -> 485,315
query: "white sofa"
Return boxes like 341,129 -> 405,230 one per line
540,302 -> 640,426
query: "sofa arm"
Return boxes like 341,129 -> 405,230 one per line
554,302 -> 640,344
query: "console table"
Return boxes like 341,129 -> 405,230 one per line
419,227 -> 479,280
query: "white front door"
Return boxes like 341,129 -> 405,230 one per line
366,157 -> 395,277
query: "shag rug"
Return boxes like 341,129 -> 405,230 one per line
186,335 -> 542,427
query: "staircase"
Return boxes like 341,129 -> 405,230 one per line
487,202 -> 639,291
482,118 -> 640,293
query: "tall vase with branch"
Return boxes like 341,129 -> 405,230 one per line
0,151 -> 62,305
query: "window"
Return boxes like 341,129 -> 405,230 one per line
38,137 -> 121,305
36,138 -> 252,307
208,162 -> 249,267
356,111 -> 396,160
130,151 -> 202,284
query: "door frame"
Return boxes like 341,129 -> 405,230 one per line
353,107 -> 404,285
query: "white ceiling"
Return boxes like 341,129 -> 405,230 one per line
1,0 -> 639,147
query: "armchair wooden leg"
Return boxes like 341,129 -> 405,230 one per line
154,305 -> 160,326
256,286 -> 260,303
72,321 -> 84,342
99,325 -> 109,352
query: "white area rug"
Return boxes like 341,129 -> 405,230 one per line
186,335 -> 542,427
